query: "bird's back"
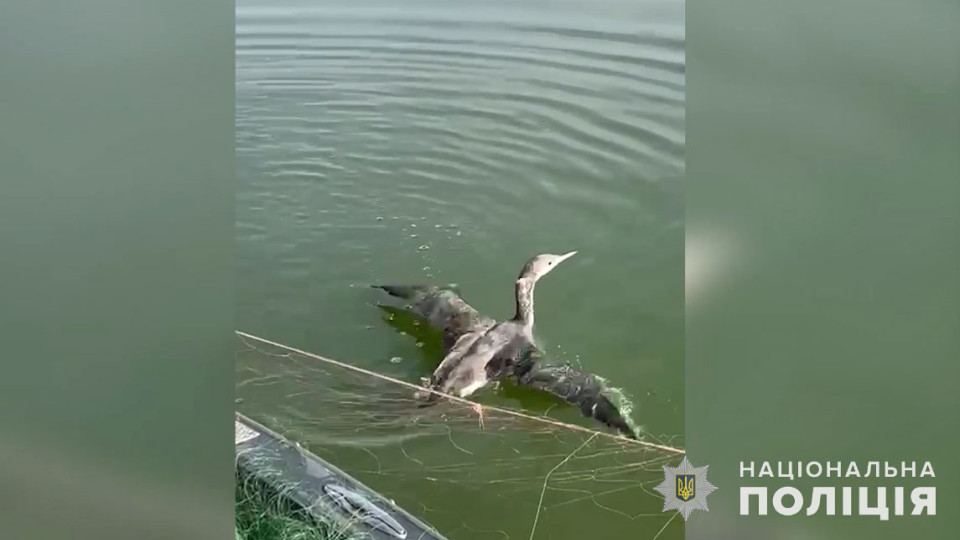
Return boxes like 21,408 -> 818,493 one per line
433,321 -> 532,396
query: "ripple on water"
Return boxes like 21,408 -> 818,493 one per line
236,0 -> 685,342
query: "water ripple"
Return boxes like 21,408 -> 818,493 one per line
237,0 -> 685,290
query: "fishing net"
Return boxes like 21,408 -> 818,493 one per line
236,465 -> 350,540
236,332 -> 684,540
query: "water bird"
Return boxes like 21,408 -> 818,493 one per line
373,252 -> 637,438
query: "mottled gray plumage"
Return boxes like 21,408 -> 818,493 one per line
372,284 -> 494,351
512,350 -> 635,438
374,252 -> 637,438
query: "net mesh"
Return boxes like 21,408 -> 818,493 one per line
236,332 -> 684,540
236,465 -> 351,540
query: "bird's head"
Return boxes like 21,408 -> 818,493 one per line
517,251 -> 578,282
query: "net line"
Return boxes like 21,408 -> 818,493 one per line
236,330 -> 685,539
236,330 -> 684,456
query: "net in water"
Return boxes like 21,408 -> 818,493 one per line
236,332 -> 684,540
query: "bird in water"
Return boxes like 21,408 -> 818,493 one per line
373,252 -> 638,439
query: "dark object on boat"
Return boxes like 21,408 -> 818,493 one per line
235,413 -> 448,540
373,252 -> 638,439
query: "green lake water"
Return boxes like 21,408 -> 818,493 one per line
236,1 -> 685,538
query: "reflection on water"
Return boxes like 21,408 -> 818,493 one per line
237,0 -> 684,538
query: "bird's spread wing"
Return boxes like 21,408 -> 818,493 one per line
512,351 -> 637,439
373,284 -> 495,348
374,284 -> 636,437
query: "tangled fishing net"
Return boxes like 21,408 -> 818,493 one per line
236,465 -> 350,540
236,332 -> 684,540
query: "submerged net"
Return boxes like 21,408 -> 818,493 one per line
236,332 -> 684,540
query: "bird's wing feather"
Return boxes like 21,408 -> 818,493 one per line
512,353 -> 637,439
373,284 -> 496,348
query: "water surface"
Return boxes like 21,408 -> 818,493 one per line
237,1 -> 684,537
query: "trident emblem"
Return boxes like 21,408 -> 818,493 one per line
656,457 -> 717,521
676,474 -> 696,502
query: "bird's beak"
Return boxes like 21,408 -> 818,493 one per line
558,251 -> 578,264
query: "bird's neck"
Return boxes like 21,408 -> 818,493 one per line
513,277 -> 536,329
